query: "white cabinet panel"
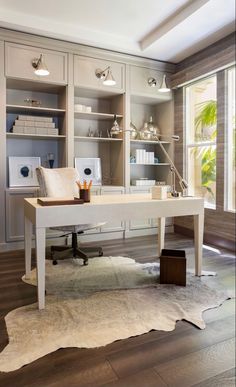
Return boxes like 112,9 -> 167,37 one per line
74,55 -> 125,92
129,187 -> 152,229
6,189 -> 37,242
100,187 -> 125,232
130,65 -> 172,100
83,187 -> 101,234
5,43 -> 68,84
152,217 -> 173,227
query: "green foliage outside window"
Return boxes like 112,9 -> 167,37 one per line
194,100 -> 217,199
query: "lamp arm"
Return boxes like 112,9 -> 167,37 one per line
101,66 -> 110,74
157,139 -> 188,189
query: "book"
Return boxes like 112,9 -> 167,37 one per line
15,120 -> 55,128
18,115 -> 53,122
12,126 -> 59,135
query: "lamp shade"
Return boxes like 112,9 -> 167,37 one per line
33,54 -> 50,76
95,66 -> 116,86
103,68 -> 116,86
159,75 -> 170,92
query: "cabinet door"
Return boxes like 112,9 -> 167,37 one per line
74,55 -> 125,92
84,187 -> 101,234
100,187 -> 125,232
151,217 -> 172,227
130,65 -> 171,99
5,43 -> 68,84
6,189 -> 36,242
129,187 -> 152,229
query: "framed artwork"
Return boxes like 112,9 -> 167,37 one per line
75,157 -> 102,186
8,156 -> 41,187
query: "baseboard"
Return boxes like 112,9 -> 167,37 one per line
0,242 -> 8,252
0,226 -> 174,252
174,224 -> 235,252
0,236 -> 69,252
125,225 -> 173,238
79,231 -> 125,242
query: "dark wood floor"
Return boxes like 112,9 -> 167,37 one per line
0,234 -> 235,387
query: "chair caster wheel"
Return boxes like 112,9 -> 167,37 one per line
53,260 -> 58,265
83,260 -> 89,266
99,252 -> 103,257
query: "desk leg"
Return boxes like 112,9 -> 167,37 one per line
35,227 -> 46,310
158,217 -> 165,257
24,216 -> 33,279
193,213 -> 204,276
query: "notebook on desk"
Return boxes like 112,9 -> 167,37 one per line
37,198 -> 84,206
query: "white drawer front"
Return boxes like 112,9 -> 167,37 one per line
74,55 -> 125,92
5,43 -> 68,84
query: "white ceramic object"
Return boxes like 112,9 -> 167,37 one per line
151,185 -> 168,199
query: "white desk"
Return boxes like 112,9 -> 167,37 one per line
24,194 -> 204,309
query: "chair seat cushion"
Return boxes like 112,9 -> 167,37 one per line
51,222 -> 106,233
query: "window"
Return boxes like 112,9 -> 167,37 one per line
185,76 -> 217,208
226,66 -> 236,211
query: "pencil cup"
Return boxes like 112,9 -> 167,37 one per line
79,189 -> 90,202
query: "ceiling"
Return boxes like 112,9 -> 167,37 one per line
0,0 -> 235,63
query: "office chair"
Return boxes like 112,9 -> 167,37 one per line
36,166 -> 104,265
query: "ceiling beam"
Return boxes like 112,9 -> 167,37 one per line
139,0 -> 211,51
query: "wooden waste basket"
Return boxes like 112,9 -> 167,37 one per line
160,249 -> 186,286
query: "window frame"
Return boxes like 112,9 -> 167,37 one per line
184,75 -> 217,209
224,66 -> 236,213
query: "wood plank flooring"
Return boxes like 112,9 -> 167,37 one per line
0,234 -> 235,387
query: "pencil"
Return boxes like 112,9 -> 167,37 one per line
76,180 -> 82,189
83,180 -> 87,189
88,180 -> 92,189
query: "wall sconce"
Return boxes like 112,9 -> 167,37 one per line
95,66 -> 116,86
147,74 -> 170,92
148,78 -> 157,87
159,74 -> 170,92
32,54 -> 50,76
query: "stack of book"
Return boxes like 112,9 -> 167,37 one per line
132,179 -> 156,186
135,149 -> 155,164
11,115 -> 59,135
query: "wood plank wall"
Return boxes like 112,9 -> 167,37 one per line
171,33 -> 236,88
172,33 -> 236,250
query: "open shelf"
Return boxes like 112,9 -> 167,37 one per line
130,92 -> 172,105
74,111 -> 123,120
74,136 -> 123,142
7,133 -> 66,140
6,104 -> 66,116
130,162 -> 170,166
130,139 -> 170,145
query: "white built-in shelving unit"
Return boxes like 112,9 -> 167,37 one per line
0,29 -> 175,246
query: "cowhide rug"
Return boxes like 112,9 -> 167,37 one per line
0,256 -> 231,372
